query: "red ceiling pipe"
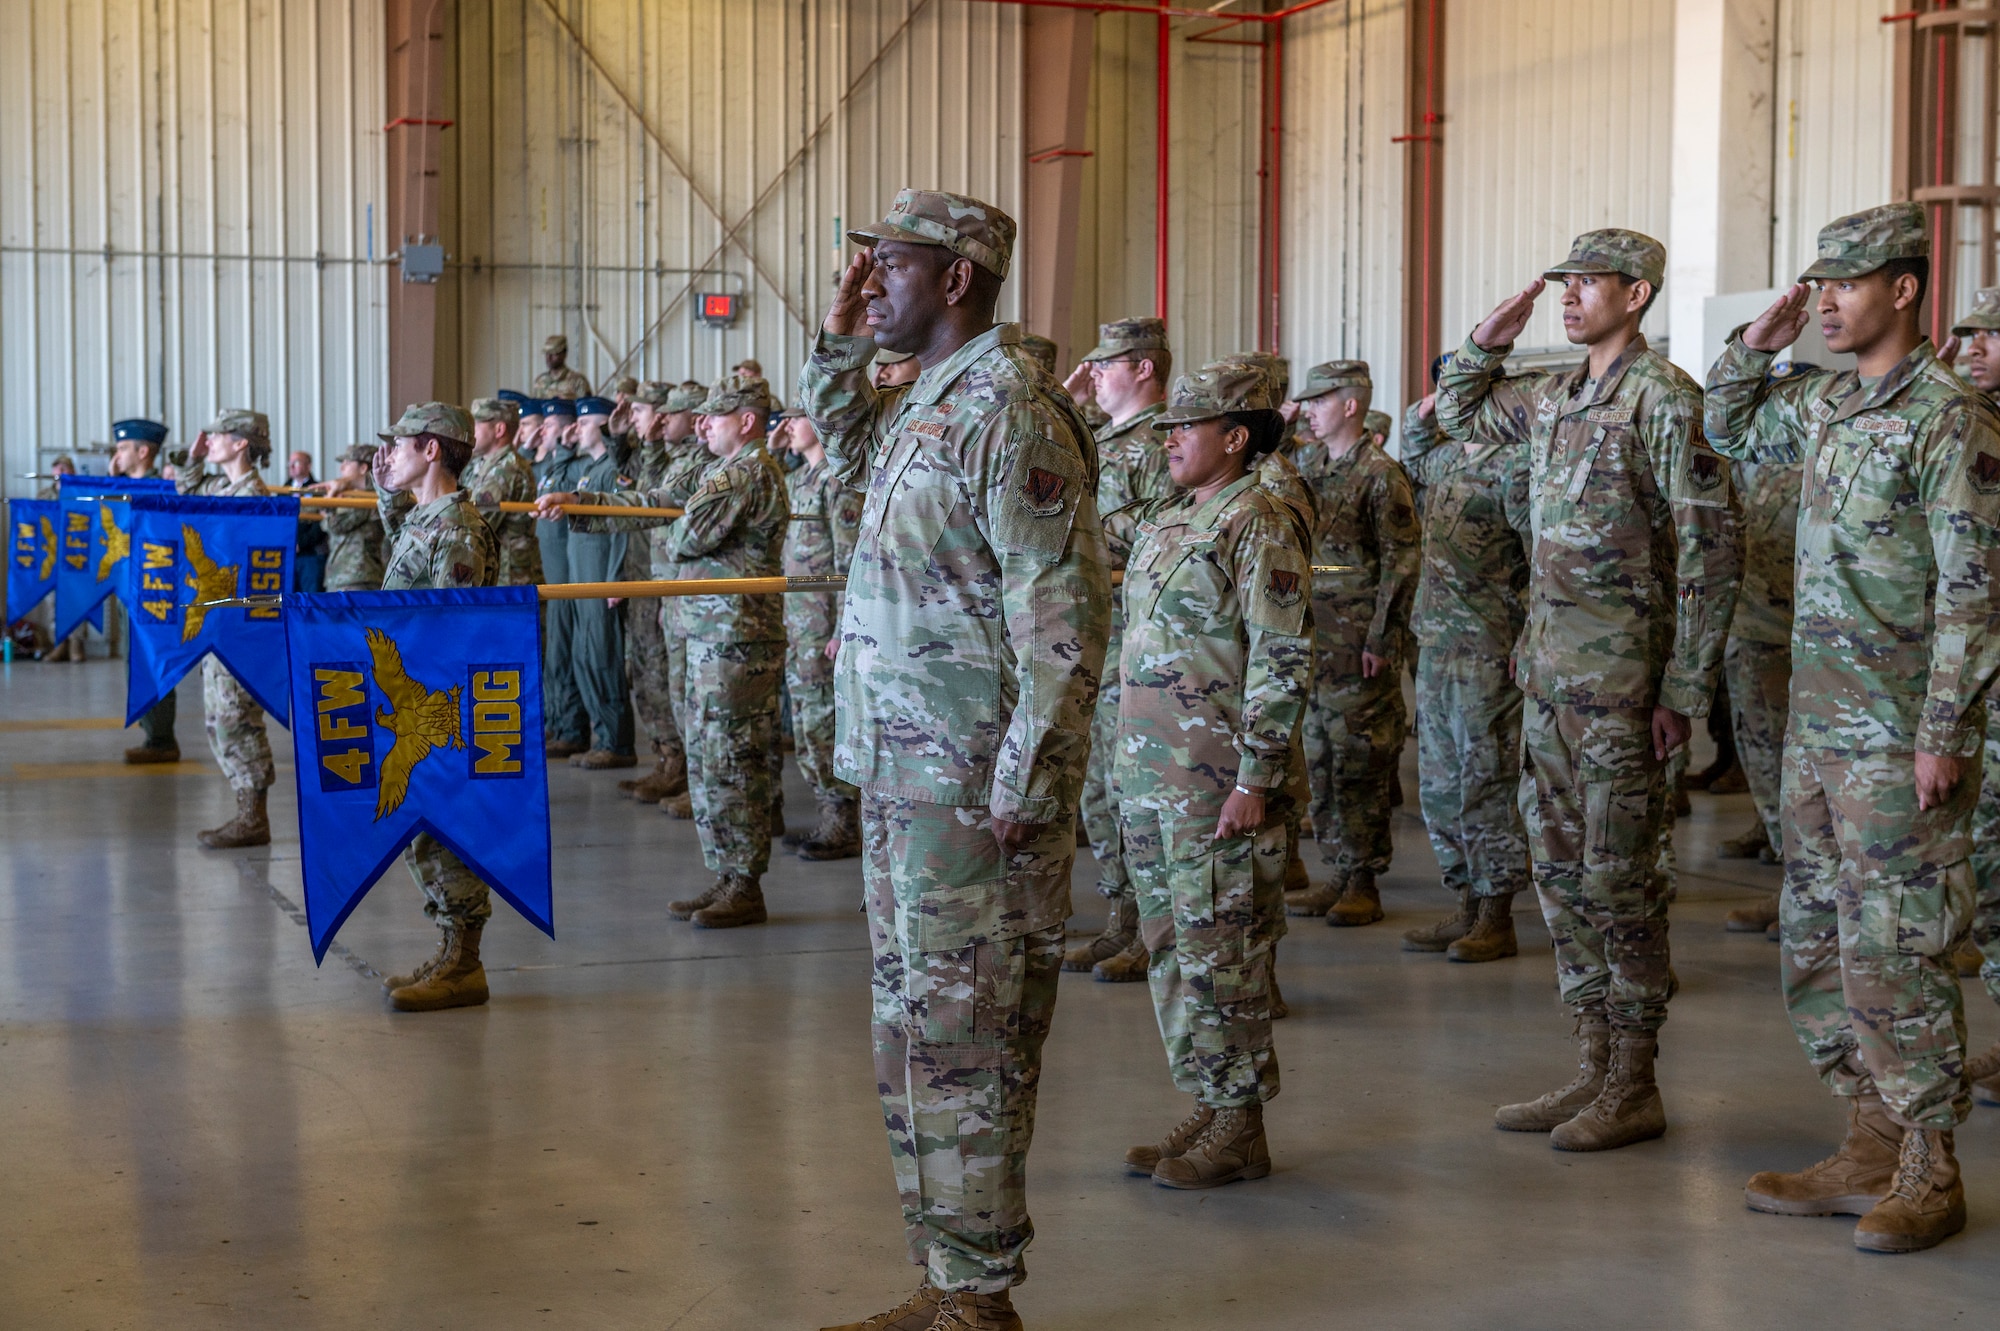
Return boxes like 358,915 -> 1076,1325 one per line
1157,2 -> 1171,318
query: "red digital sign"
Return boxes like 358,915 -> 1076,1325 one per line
696,292 -> 738,326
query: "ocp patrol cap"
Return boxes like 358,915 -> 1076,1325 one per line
543,333 -> 569,355
633,381 -> 673,407
112,418 -> 168,446
202,408 -> 269,440
1953,286 -> 2000,336
666,381 -> 708,412
1216,351 -> 1290,400
1018,333 -> 1060,374
1082,316 -> 1171,363
696,376 -> 773,416
1156,360 -> 1282,426
1800,202 -> 1929,281
848,188 -> 1016,281
1292,359 -> 1372,402
381,401 -> 473,446
470,396 -> 519,424
1545,228 -> 1666,287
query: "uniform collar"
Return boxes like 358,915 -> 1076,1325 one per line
411,488 -> 468,521
1832,339 -> 1936,424
908,323 -> 1017,406
1188,470 -> 1263,526
1097,400 -> 1166,442
1555,333 -> 1649,415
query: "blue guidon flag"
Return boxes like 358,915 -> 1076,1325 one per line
53,474 -> 176,639
283,587 -> 552,961
8,498 -> 60,628
124,495 -> 298,725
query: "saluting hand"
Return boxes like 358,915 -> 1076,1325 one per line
1417,393 -> 1437,420
1472,280 -> 1544,353
1742,284 -> 1814,354
825,249 -> 875,338
1939,334 -> 1963,368
1063,362 -> 1095,406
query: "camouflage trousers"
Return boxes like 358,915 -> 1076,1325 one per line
1971,710 -> 2000,1010
1725,635 -> 1791,850
624,597 -> 683,771
1122,798 -> 1288,1107
863,793 -> 1070,1294
684,638 -> 782,876
403,833 -> 491,928
1079,618 -> 1130,901
1301,660 -> 1406,876
1415,648 -> 1529,900
1782,745 -> 1977,1129
201,656 -> 273,793
784,615 -> 852,799
1521,700 -> 1673,1033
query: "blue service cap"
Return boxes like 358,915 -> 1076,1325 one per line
112,418 -> 169,445
576,396 -> 615,419
496,390 -> 532,408
541,398 -> 578,418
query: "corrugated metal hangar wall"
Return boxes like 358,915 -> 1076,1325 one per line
0,1 -> 1938,488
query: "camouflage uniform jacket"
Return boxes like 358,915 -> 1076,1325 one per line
1296,435 -> 1420,668
1256,446 -> 1318,532
321,483 -> 387,591
172,457 -> 270,499
1438,333 -> 1741,716
784,456 -> 864,648
591,439 -> 787,643
1706,336 -> 2000,754
1096,403 -> 1173,568
1399,401 -> 1531,657
1727,453 -> 1803,647
1115,472 -> 1314,808
530,366 -> 592,399
462,446 -> 543,587
377,489 -> 498,592
803,323 -> 1112,821
617,439 -> 674,581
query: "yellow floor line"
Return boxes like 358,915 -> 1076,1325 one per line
3,760 -> 215,780
0,717 -> 131,733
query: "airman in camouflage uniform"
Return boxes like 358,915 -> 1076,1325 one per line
1116,362 -> 1312,1190
1945,287 -> 2000,1107
367,402 -> 503,1013
1709,203 -> 2000,1251
639,382 -> 719,818
320,443 -> 388,591
1283,360 -> 1419,927
1439,228 -> 1741,1152
171,409 -> 279,849
1064,317 -> 1176,982
1397,389 -> 1533,962
612,381 -> 697,804
774,408 -> 865,859
462,395 -> 543,587
556,377 -> 789,925
807,189 -> 1109,1330
1364,408 -> 1394,452
530,333 -> 592,400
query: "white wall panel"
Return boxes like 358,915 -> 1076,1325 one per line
441,0 -> 1022,407
0,0 -> 389,493
1772,0 -> 1894,288
1280,0 -> 1408,414
1442,0 -> 1676,362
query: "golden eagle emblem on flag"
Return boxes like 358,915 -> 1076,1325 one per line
366,627 -> 464,820
180,525 -> 240,643
96,504 -> 129,582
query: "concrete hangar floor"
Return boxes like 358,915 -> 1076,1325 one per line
2,660 -> 1995,1330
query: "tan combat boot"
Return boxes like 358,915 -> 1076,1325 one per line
692,873 -> 768,929
1853,1128 -> 1967,1253
1725,894 -> 1780,933
931,1288 -> 1024,1331
1968,1041 -> 2000,1107
1549,1028 -> 1667,1151
197,787 -> 270,849
659,790 -> 694,819
545,736 -> 586,759
668,875 -> 729,921
389,922 -> 490,1012
123,742 -> 181,765
1152,1103 -> 1271,1189
1448,893 -> 1519,963
570,749 -> 637,770
1495,1010 -> 1610,1132
1125,1101 -> 1215,1176
1950,940 -> 1984,977
1092,935 -> 1149,982
1744,1093 -> 1900,1216
620,755 -> 688,802
1063,898 -> 1137,972
1717,824 -> 1771,861
1285,870 -> 1344,918
1325,870 -> 1384,927
382,929 -> 452,992
799,794 -> 863,861
818,1281 -> 942,1331
1402,886 -> 1474,952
